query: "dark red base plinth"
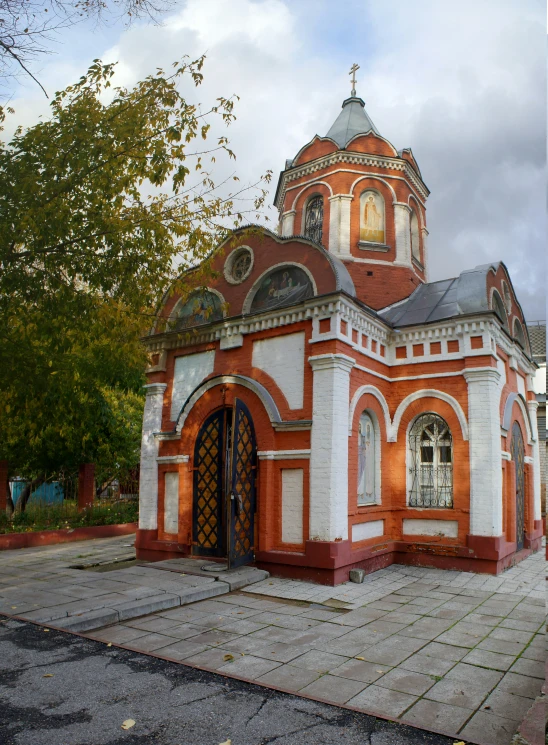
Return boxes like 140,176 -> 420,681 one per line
135,524 -> 543,586
0,522 -> 138,551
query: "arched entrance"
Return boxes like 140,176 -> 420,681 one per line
511,422 -> 525,551
192,399 -> 257,569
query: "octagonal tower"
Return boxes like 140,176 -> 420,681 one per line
274,94 -> 430,310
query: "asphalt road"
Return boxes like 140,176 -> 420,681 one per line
0,616 -> 460,745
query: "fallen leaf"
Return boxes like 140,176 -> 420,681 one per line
107,643 -> 113,647
11,606 -> 17,609
121,719 -> 135,730
376,670 -> 384,674
180,573 -> 186,576
223,654 -> 234,662
355,656 -> 365,661
453,742 -> 466,745
218,740 -> 231,745
43,628 -> 50,632
43,674 -> 54,678
240,653 -> 245,656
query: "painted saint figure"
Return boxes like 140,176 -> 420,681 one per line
360,191 -> 385,243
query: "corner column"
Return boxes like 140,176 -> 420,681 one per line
464,368 -> 503,536
281,210 -> 296,237
139,383 -> 167,531
308,354 -> 355,541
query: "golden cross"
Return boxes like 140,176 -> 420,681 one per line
349,63 -> 360,96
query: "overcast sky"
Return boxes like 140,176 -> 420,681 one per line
7,0 -> 546,320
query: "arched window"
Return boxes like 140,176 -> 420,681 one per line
491,290 -> 509,331
357,412 -> 380,505
409,413 -> 453,508
513,318 -> 527,351
410,209 -> 420,261
304,195 -> 324,244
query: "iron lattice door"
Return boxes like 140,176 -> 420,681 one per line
228,399 -> 257,569
193,409 -> 226,557
511,422 -> 525,551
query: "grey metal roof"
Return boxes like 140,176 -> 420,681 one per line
527,323 -> 546,358
325,96 -> 380,148
379,263 -> 501,327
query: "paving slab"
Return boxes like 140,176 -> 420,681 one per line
348,684 -> 418,718
375,667 -> 436,696
459,710 -> 520,745
299,674 -> 368,704
402,699 -> 473,733
257,664 -> 321,691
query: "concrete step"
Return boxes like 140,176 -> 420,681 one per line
44,565 -> 269,633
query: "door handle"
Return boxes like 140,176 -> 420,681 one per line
231,491 -> 243,515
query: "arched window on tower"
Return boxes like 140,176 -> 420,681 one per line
491,290 -> 509,331
304,195 -> 324,245
410,210 -> 420,262
513,318 -> 528,351
409,413 -> 453,508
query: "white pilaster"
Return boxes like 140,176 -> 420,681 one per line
309,353 -> 355,541
527,400 -> 542,521
464,369 -> 503,536
394,203 -> 412,266
281,210 -> 296,237
421,227 -> 429,280
328,195 -> 352,257
139,383 -> 167,530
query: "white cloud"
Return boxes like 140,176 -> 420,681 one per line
6,0 -> 546,319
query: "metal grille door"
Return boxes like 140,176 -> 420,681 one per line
192,409 -> 226,556
511,422 -> 525,551
228,399 -> 257,569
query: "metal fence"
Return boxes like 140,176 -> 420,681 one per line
1,470 -> 139,533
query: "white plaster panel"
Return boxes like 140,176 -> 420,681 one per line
163,472 -> 179,535
252,332 -> 305,409
403,519 -> 458,537
517,374 -> 526,398
394,203 -> 412,266
464,369 -> 503,536
309,354 -> 355,541
533,365 -> 546,395
352,520 -> 384,542
527,401 -> 542,521
139,383 -> 167,531
281,468 -> 304,544
170,351 -> 215,421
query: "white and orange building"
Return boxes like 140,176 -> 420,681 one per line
137,91 -> 542,584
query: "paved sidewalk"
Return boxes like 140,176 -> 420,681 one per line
0,617 -> 459,745
249,552 -> 545,608
0,535 -> 266,631
0,536 -> 545,745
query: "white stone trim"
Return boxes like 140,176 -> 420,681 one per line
309,353 -> 355,541
281,210 -> 296,237
257,449 -> 311,460
501,451 -> 511,461
464,367 -> 504,536
524,456 -> 534,464
348,385 -> 391,436
392,390 -> 469,442
139,383 -> 167,531
403,519 -> 458,538
156,455 -> 190,464
175,374 -> 282,432
242,262 -> 318,315
349,174 -> 397,203
223,245 -> 254,285
501,392 -> 535,444
290,181 -> 334,211
352,520 -> 384,542
281,468 -> 304,544
276,155 -> 429,210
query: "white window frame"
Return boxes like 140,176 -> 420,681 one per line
357,410 -> 381,505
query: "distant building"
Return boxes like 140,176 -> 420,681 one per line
527,322 -> 546,516
137,87 -> 543,584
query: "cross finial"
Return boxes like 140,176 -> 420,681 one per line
349,63 -> 360,97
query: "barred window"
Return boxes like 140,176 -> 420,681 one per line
304,196 -> 324,245
409,413 -> 453,508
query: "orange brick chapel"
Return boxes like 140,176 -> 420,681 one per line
137,75 -> 542,585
